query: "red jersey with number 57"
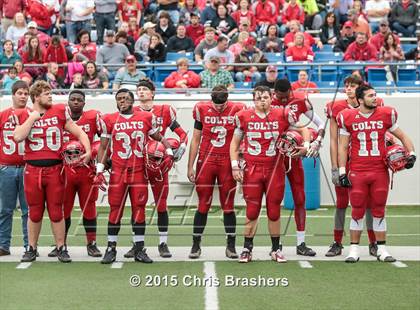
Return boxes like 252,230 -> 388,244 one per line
337,106 -> 398,172
134,104 -> 176,136
0,107 -> 29,166
193,101 -> 246,156
235,107 -> 297,164
14,104 -> 70,161
272,91 -> 310,118
63,110 -> 102,144
101,111 -> 158,169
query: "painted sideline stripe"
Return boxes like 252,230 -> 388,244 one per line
16,262 -> 32,269
298,261 -> 313,268
392,261 -> 408,268
111,262 -> 123,269
203,262 -> 219,310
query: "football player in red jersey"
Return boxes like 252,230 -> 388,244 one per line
13,81 -> 91,263
187,85 -> 246,259
230,85 -> 311,263
53,90 -> 102,258
96,88 -> 175,264
325,75 -> 380,257
0,81 -> 30,257
337,84 -> 416,263
272,79 -> 326,256
131,78 -> 188,258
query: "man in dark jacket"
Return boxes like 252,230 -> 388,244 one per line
333,21 -> 356,53
166,24 -> 194,53
156,11 -> 176,44
390,0 -> 418,37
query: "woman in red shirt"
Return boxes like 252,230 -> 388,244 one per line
164,58 -> 201,89
73,30 -> 97,61
44,35 -> 68,78
118,0 -> 142,24
291,70 -> 319,93
231,0 -> 256,32
128,16 -> 141,41
21,36 -> 46,78
286,32 -> 314,62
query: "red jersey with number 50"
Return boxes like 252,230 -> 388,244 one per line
272,91 -> 310,118
0,107 -> 29,166
325,98 -> 385,120
101,111 -> 158,168
235,107 -> 296,164
63,110 -> 102,144
193,101 -> 246,156
134,104 -> 176,136
337,106 -> 398,172
14,104 -> 70,161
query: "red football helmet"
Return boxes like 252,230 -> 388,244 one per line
62,141 -> 85,167
278,130 -> 304,156
308,128 -> 319,142
144,140 -> 166,170
386,144 -> 408,173
166,138 -> 181,152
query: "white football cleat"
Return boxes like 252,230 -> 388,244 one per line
377,248 -> 396,262
345,244 -> 360,263
271,249 -> 287,263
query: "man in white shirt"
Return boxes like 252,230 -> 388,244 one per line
65,0 -> 94,43
365,0 -> 390,33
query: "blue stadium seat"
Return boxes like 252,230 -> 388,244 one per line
401,44 -> 417,54
317,81 -> 338,92
314,52 -> 343,62
234,82 -> 252,88
367,68 -> 387,82
154,65 -> 177,82
286,65 -> 312,82
264,52 -> 284,63
165,52 -> 194,62
370,80 -> 396,91
312,65 -> 338,81
339,64 -> 364,77
313,44 -> 334,52
396,80 -> 420,93
397,68 -> 417,81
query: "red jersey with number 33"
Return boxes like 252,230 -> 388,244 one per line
14,104 -> 70,161
134,104 -> 176,136
272,91 -> 310,118
193,101 -> 246,156
0,107 -> 29,166
101,111 -> 158,168
63,110 -> 102,144
337,106 -> 398,172
235,107 -> 296,164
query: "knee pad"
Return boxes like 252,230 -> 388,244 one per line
350,217 -> 364,231
351,205 -> 365,221
156,199 -> 167,213
335,186 -> 349,209
373,217 -> 387,232
132,206 -> 145,224
28,206 -> 44,223
349,191 -> 366,209
371,206 -> 385,219
246,203 -> 261,221
370,190 -> 388,210
266,204 -> 280,222
109,205 -> 124,224
48,209 -> 63,223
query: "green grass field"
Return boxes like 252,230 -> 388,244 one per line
1,205 -> 419,309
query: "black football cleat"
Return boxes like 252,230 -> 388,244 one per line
297,242 -> 316,256
48,247 -> 58,257
57,245 -> 72,263
124,243 -> 135,258
188,241 -> 201,259
369,243 -> 378,257
325,242 -> 343,257
134,247 -> 153,263
21,246 -> 37,262
101,243 -> 117,264
0,248 -> 10,256
225,242 -> 239,259
87,242 -> 102,257
158,243 -> 172,258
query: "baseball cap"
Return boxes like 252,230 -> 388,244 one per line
380,19 -> 389,26
343,21 -> 353,28
244,37 -> 256,47
28,21 -> 38,29
266,65 -> 278,72
105,30 -> 115,37
209,56 -> 220,63
190,12 -> 200,18
126,55 -> 136,62
143,22 -> 156,30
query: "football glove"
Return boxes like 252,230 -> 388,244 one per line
93,172 -> 107,192
339,174 -> 351,188
173,143 -> 187,162
307,140 -> 321,157
405,154 -> 416,169
331,168 -> 340,186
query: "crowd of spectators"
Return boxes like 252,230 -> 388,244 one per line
0,0 -> 418,92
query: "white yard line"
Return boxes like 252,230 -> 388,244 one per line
16,262 -> 32,269
111,262 -> 124,269
392,261 -> 408,268
298,261 -> 313,268
203,262 -> 219,310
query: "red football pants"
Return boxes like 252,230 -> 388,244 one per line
24,164 -> 65,223
348,169 -> 390,220
146,168 -> 169,213
285,157 -> 306,231
243,159 -> 285,221
63,166 -> 98,220
195,154 -> 236,214
108,165 -> 148,224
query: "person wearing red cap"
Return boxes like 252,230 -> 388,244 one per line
369,19 -> 400,52
255,65 -> 279,88
234,36 -> 267,83
112,55 -> 146,90
333,21 -> 356,53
